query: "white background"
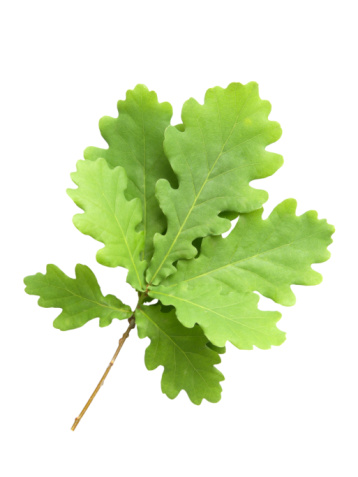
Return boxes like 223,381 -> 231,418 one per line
1,1 -> 357,476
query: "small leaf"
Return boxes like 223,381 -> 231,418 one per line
84,84 -> 176,262
135,304 -> 224,404
24,264 -> 132,330
150,199 -> 334,349
68,158 -> 147,291
147,82 -> 283,284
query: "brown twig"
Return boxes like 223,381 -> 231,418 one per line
71,316 -> 135,431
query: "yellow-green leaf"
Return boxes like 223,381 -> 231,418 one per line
68,158 -> 146,290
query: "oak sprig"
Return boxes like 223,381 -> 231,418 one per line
24,83 -> 334,429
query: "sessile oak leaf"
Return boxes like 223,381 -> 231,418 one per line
24,264 -> 132,331
135,303 -> 224,404
24,83 -> 334,430
68,158 -> 147,291
84,84 -> 177,263
147,82 -> 283,284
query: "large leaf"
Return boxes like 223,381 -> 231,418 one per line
150,200 -> 334,348
84,84 -> 176,262
24,264 -> 132,330
147,82 -> 283,284
68,158 -> 146,291
135,304 -> 224,404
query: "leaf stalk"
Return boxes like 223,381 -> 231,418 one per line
71,315 -> 135,431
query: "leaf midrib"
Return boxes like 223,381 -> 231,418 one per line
150,291 -> 279,339
140,91 -> 148,253
40,282 -> 129,314
164,230 -> 323,288
100,175 -> 143,289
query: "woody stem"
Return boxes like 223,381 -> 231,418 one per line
71,316 -> 135,431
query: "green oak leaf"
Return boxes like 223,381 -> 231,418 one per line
84,84 -> 177,262
68,158 -> 147,291
24,264 -> 132,331
149,199 -> 334,349
147,82 -> 283,284
135,304 -> 224,404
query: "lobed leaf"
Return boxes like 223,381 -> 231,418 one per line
135,304 -> 224,404
147,82 -> 283,284
68,158 -> 147,291
84,84 -> 176,262
150,199 -> 334,349
24,264 -> 132,330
